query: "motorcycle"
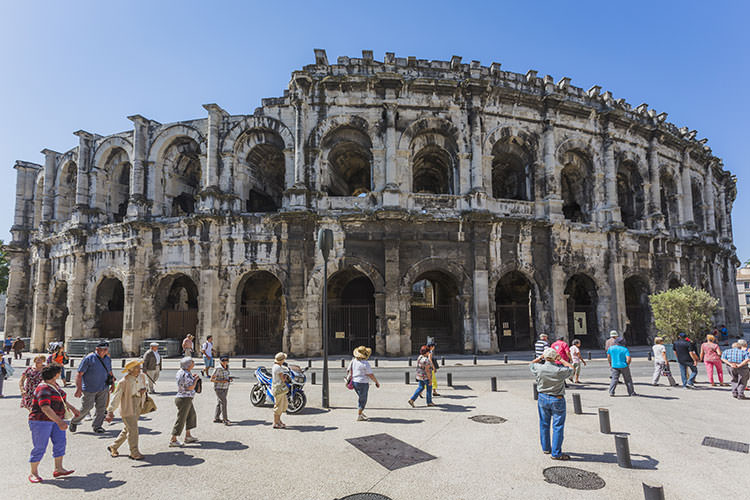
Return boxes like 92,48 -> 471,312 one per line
251,363 -> 308,414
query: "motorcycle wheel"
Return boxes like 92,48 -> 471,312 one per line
286,391 -> 307,414
250,383 -> 266,406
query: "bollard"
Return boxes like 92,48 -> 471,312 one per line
26,358 -> 31,366
374,358 -> 378,367
572,393 -> 582,415
598,408 -> 611,434
408,358 -> 412,367
242,359 -> 247,368
69,358 -> 74,367
491,377 -> 497,392
648,351 -> 652,361
533,383 -> 538,400
70,358 -> 75,368
405,372 -> 409,384
65,371 -> 71,383
447,372 -> 453,387
441,356 -> 445,366
307,359 -> 312,368
504,354 -> 508,364
587,351 -> 592,361
642,483 -> 665,500
473,355 -> 477,365
341,359 -> 345,368
311,372 -> 316,385
121,359 -> 126,368
615,434 -> 632,468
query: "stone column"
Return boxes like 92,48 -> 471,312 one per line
680,150 -> 694,225
718,189 -> 729,240
67,250 -> 87,342
384,238 -> 401,355
704,165 -> 716,234
30,253 -> 51,351
382,104 -> 400,207
647,134 -> 663,228
127,115 -> 149,218
471,222 -> 491,352
542,120 -> 562,219
72,130 -> 93,224
550,264 -> 568,341
602,133 -> 620,224
4,247 -> 31,338
201,104 -> 227,213
41,149 -> 59,223
287,99 -> 307,209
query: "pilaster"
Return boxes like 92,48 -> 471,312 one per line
127,115 -> 150,218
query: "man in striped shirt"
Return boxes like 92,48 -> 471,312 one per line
535,334 -> 550,362
721,340 -> 749,399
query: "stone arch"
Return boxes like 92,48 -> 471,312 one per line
408,269 -> 464,354
559,148 -> 594,223
153,273 -> 199,340
320,126 -> 373,196
222,115 -> 295,154
490,135 -> 535,201
45,280 -> 69,344
55,160 -> 77,222
410,132 -> 458,194
564,273 -> 599,348
617,159 -> 645,229
659,167 -> 679,229
94,147 -> 132,221
667,275 -> 682,290
93,136 -> 133,168
494,270 -> 537,350
308,114 -> 382,151
233,128 -> 286,212
94,276 -> 125,339
326,268 -> 377,355
235,270 -> 286,354
398,116 -> 461,151
623,275 -> 651,345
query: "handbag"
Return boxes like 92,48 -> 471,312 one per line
141,394 -> 157,414
95,354 -> 116,387
49,384 -> 74,420
194,376 -> 202,394
345,358 -> 354,390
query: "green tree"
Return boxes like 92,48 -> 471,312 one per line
649,285 -> 719,342
0,240 -> 8,295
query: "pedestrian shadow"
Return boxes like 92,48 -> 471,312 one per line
435,394 -> 477,400
132,451 -> 205,468
436,403 -> 476,413
633,394 -> 679,401
188,440 -> 248,451
0,394 -> 21,399
233,419 -> 271,427
448,385 -> 472,391
367,417 -> 425,424
569,386 -> 606,391
287,425 -> 338,432
46,471 -> 126,491
156,391 -> 177,397
296,407 -> 329,415
137,426 -> 162,435
567,451 -> 659,470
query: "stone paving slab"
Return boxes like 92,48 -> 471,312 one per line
1,369 -> 747,499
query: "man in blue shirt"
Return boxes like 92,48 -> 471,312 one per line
607,337 -> 636,397
721,339 -> 749,399
70,342 -> 114,433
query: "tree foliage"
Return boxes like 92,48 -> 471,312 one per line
0,240 -> 8,295
649,285 -> 719,342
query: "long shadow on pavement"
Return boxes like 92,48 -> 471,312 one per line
435,403 -> 476,413
567,451 -> 659,470
287,425 -> 338,432
367,417 -> 425,424
233,419 -> 271,427
632,394 -> 679,401
46,471 -> 126,491
132,451 -> 205,468
186,440 -> 248,451
296,407 -> 329,415
434,394 -> 476,400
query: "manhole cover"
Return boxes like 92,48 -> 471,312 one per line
469,415 -> 507,424
346,433 -> 436,471
702,436 -> 750,453
337,495 -> 392,500
543,466 -> 605,490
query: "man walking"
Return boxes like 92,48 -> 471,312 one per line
12,337 -> 25,360
530,348 -> 574,460
721,339 -> 750,399
550,337 -> 571,363
70,342 -> 114,433
142,342 -> 162,394
534,334 -> 550,362
607,337 -> 637,396
211,355 -> 233,425
673,332 -> 699,389
201,335 -> 214,378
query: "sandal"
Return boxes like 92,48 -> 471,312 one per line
128,454 -> 145,460
28,474 -> 43,484
107,446 -> 119,457
53,469 -> 75,478
550,454 -> 570,461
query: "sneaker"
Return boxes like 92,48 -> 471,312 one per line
360,413 -> 368,420
357,414 -> 367,421
94,427 -> 105,434
169,440 -> 183,448
223,420 -> 233,426
543,450 -> 551,455
184,436 -> 199,443
213,419 -> 222,423
686,385 -> 696,390
69,423 -> 78,433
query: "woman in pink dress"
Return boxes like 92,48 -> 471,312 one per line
700,334 -> 725,386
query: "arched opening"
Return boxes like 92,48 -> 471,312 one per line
56,162 -> 77,222
660,171 -> 678,229
617,161 -> 644,229
495,272 -> 535,350
624,276 -> 650,345
323,127 -> 372,197
413,145 -> 454,194
236,271 -> 285,354
104,148 -> 131,222
155,274 -> 199,340
691,179 -> 704,231
162,138 -> 201,216
564,274 -> 598,348
46,282 -> 69,343
95,277 -> 124,338
327,270 -> 376,355
560,151 -> 592,223
668,278 -> 681,290
245,141 -> 284,212
410,270 -> 462,353
491,140 -> 533,201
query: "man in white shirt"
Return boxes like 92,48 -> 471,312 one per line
142,342 -> 162,394
201,336 -> 214,378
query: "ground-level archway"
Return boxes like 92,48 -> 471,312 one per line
495,271 -> 535,351
410,270 -> 462,354
46,282 -> 69,343
236,271 -> 285,354
327,269 -> 376,355
565,274 -> 599,348
95,277 -> 125,339
155,274 -> 199,340
624,276 -> 650,345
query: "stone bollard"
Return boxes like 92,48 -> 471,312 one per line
341,359 -> 345,368
447,373 -> 453,387
533,384 -> 538,400
242,359 -> 247,368
65,371 -> 71,383
311,372 -> 316,385
405,372 -> 409,384
491,377 -> 497,392
504,354 -> 508,364
308,359 -> 312,368
572,393 -> 582,414
26,358 -> 30,366
408,358 -> 412,367
441,356 -> 445,366
374,358 -> 378,367
642,483 -> 665,500
648,351 -> 652,361
615,434 -> 632,468
473,355 -> 477,365
588,351 -> 592,361
69,358 -> 74,367
121,359 -> 126,368
598,408 -> 611,434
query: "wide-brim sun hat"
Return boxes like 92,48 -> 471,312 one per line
122,359 -> 142,373
353,346 -> 372,360
275,352 -> 287,362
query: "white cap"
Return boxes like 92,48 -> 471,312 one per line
609,330 -> 618,337
150,342 -> 159,347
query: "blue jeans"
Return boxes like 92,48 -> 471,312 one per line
353,382 -> 369,410
537,393 -> 566,458
679,363 -> 697,387
29,420 -> 66,463
410,379 -> 432,404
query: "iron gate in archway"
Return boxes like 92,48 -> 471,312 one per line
327,302 -> 375,355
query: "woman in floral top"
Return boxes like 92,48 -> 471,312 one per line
408,345 -> 435,407
20,355 -> 47,410
169,357 -> 199,447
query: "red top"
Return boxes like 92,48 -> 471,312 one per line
701,342 -> 721,363
550,340 -> 571,363
29,382 -> 67,421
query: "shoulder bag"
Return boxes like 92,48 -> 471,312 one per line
194,375 -> 202,394
95,355 -> 116,387
345,358 -> 354,390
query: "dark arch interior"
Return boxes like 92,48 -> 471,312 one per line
660,173 -> 678,229
237,271 -> 284,354
327,270 -> 376,355
326,131 -> 372,197
668,278 -> 681,290
561,152 -> 591,223
617,162 -> 644,229
46,282 -> 69,343
169,138 -> 201,216
691,180 -> 704,231
158,274 -> 199,340
624,277 -> 650,345
495,271 -> 535,350
564,274 -> 598,348
411,270 -> 461,353
491,141 -> 533,201
96,277 -> 125,338
413,146 -> 453,194
246,142 -> 284,212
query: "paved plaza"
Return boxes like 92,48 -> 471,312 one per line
1,356 -> 748,500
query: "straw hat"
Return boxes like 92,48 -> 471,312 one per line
122,359 -> 142,373
274,352 -> 287,362
353,346 -> 372,360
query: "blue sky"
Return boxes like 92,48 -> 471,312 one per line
1,1 -> 748,260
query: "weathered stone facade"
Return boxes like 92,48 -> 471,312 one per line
4,50 -> 740,356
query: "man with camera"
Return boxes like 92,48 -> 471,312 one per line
70,342 -> 115,433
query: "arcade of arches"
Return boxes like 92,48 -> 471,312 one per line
327,269 -> 376,355
156,274 -> 199,340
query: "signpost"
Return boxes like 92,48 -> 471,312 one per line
318,228 -> 334,408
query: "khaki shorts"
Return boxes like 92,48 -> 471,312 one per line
273,391 -> 288,416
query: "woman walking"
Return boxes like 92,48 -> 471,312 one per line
48,344 -> 69,387
105,360 -> 148,459
0,355 -> 6,397
271,352 -> 289,429
169,357 -> 199,447
427,340 -> 440,396
20,355 -> 47,410
700,334 -> 726,386
408,346 -> 434,408
651,337 -> 678,386
27,364 -> 80,483
347,346 -> 380,421
569,339 -> 586,383
211,355 -> 233,425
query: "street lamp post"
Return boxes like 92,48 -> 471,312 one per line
318,228 -> 333,408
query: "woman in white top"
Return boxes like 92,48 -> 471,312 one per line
347,346 -> 380,421
652,337 -> 677,386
